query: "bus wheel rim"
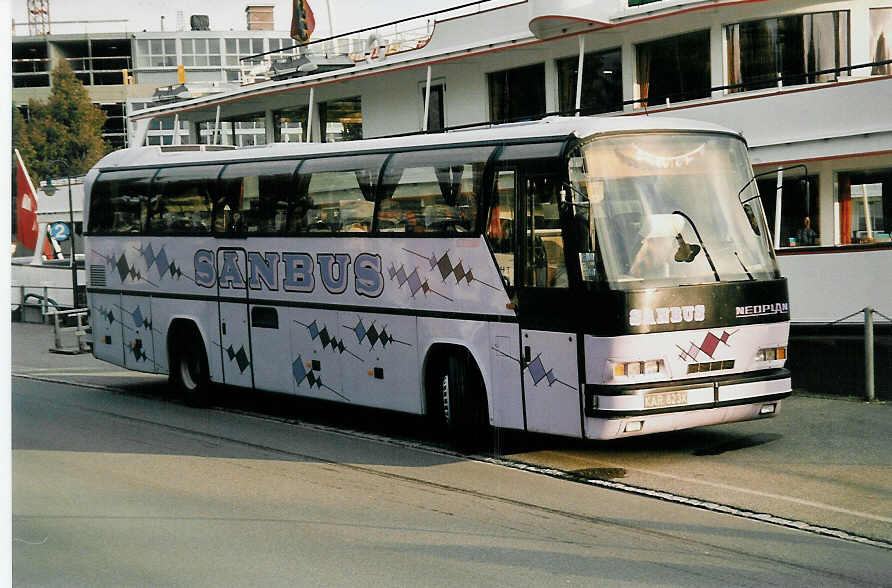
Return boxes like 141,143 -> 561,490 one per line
441,373 -> 451,423
181,353 -> 198,391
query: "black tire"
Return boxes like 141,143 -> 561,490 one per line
434,350 -> 489,453
170,326 -> 210,408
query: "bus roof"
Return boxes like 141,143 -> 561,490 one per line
95,116 -> 743,171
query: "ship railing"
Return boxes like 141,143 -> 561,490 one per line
628,57 -> 892,111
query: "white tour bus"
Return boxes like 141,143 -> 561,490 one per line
84,117 -> 791,441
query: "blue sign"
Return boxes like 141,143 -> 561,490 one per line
50,222 -> 70,241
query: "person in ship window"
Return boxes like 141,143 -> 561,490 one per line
796,216 -> 817,246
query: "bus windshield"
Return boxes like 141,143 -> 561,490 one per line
569,132 -> 777,289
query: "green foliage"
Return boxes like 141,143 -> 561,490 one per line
16,60 -> 108,184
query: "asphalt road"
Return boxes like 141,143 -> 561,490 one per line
11,322 -> 892,546
11,376 -> 892,586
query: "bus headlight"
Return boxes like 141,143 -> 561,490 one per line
756,346 -> 787,362
607,359 -> 665,382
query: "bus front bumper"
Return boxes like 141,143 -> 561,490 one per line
583,368 -> 791,439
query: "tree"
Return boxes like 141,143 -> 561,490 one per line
18,59 -> 108,184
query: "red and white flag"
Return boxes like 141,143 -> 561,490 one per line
14,148 -> 54,259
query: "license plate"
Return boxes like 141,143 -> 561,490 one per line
644,390 -> 688,409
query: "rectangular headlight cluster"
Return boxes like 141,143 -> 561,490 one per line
756,346 -> 787,362
610,359 -> 665,379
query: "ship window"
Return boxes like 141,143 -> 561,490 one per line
419,82 -> 445,131
274,106 -> 309,143
836,169 -> 891,246
636,30 -> 710,107
557,47 -> 623,116
726,12 -> 850,93
757,175 -> 820,247
319,97 -> 363,143
488,63 -> 546,123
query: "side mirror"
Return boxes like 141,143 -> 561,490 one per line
674,234 -> 701,263
743,202 -> 761,236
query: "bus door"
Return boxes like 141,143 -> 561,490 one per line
216,247 -> 254,388
485,169 -> 525,431
515,171 -> 582,438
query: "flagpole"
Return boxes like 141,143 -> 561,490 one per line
326,0 -> 335,54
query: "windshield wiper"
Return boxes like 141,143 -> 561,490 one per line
672,211 -> 720,282
734,251 -> 754,280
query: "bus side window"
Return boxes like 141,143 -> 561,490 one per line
218,160 -> 300,234
377,147 -> 492,234
299,155 -> 385,233
150,166 -> 218,234
487,170 -> 516,287
89,171 -> 153,234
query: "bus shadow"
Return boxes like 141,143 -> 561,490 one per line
104,380 -> 783,462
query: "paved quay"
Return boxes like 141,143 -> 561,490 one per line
10,320 -> 892,545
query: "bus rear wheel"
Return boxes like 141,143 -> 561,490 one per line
432,350 -> 489,452
170,327 -> 210,408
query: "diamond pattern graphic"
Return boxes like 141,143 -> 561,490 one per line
388,263 -> 451,301
128,338 -> 149,362
403,248 -> 498,291
527,356 -> 547,385
495,349 -> 575,390
347,318 -> 410,350
225,344 -> 251,373
677,330 -> 737,363
297,320 -> 362,361
291,355 -> 349,401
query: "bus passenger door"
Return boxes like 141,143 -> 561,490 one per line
516,171 -> 582,437
216,247 -> 254,388
486,169 -> 525,431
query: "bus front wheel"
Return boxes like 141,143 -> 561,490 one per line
170,326 -> 210,408
433,350 -> 489,452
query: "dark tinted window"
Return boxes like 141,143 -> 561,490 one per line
298,154 -> 386,232
489,63 -> 546,122
88,169 -> 155,233
557,48 -> 623,115
377,146 -> 492,234
149,165 -> 221,234
218,160 -> 300,234
636,31 -> 710,106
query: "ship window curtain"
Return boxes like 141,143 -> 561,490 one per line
636,48 -> 651,107
870,8 -> 892,75
838,173 -> 852,244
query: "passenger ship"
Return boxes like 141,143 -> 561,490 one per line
124,0 -> 890,387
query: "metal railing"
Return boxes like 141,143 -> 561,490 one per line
50,308 -> 91,355
826,307 -> 892,402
